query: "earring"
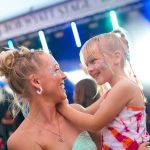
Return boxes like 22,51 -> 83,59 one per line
36,87 -> 43,95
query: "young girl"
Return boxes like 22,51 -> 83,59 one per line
58,29 -> 149,149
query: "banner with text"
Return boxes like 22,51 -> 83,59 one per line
0,0 -> 141,41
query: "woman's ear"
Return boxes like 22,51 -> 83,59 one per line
113,50 -> 122,65
28,74 -> 40,89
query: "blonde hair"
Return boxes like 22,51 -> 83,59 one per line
0,47 -> 45,117
80,29 -> 143,96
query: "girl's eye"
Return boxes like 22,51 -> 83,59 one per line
86,59 -> 96,67
90,59 -> 97,64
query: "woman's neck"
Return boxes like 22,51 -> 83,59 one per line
28,98 -> 59,124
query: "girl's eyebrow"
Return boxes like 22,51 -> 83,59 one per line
86,56 -> 95,63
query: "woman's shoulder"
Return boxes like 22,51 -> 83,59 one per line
7,128 -> 29,149
7,126 -> 42,150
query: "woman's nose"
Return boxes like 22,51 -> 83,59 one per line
61,71 -> 67,80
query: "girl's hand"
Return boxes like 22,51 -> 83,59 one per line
138,142 -> 150,150
57,99 -> 69,113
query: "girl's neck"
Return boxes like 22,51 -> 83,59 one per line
109,71 -> 128,87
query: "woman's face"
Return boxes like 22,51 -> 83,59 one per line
38,54 -> 67,102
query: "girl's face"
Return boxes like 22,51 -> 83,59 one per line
84,53 -> 114,85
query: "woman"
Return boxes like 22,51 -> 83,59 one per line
0,47 -> 97,150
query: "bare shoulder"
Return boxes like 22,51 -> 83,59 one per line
109,79 -> 144,105
7,130 -> 23,149
112,79 -> 140,95
7,128 -> 41,150
103,79 -> 137,105
115,79 -> 136,89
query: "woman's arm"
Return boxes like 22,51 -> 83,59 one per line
58,81 -> 132,132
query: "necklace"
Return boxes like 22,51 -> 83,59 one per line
27,115 -> 64,142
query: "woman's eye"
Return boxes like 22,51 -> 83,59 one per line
55,67 -> 61,73
55,69 -> 59,72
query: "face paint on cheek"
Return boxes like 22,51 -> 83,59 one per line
48,68 -> 53,74
96,60 -> 108,71
48,59 -> 58,75
101,61 -> 109,71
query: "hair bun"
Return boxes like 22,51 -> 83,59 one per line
19,47 -> 30,55
113,28 -> 129,49
0,50 -> 15,76
113,29 -> 126,38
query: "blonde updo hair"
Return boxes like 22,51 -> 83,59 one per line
0,47 -> 42,97
0,47 -> 44,116
0,47 -> 44,97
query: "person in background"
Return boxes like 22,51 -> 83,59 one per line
1,110 -> 15,148
73,78 -> 100,108
58,29 -> 149,149
146,101 -> 150,134
73,78 -> 101,149
0,134 -> 4,150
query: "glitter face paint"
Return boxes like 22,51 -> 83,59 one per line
97,59 -> 108,71
48,60 -> 62,77
86,56 -> 108,72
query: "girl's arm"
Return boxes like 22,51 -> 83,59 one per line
86,98 -> 102,114
72,98 -> 102,114
70,103 -> 101,150
138,142 -> 150,150
58,81 -> 133,132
